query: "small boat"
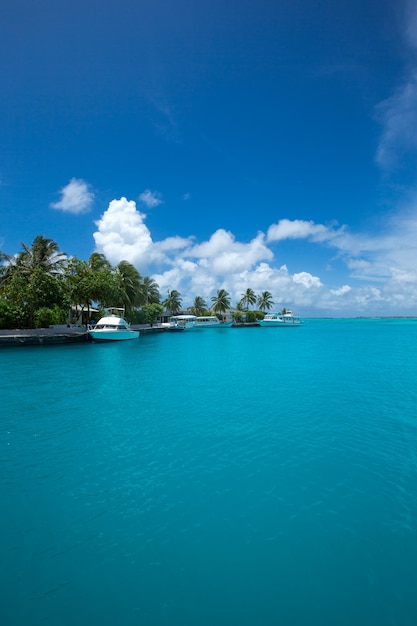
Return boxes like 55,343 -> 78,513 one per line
195,316 -> 233,328
168,315 -> 197,331
259,311 -> 302,327
88,310 -> 139,341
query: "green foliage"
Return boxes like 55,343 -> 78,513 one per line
128,309 -> 146,324
34,305 -> 68,328
189,296 -> 207,317
113,261 -> 143,312
163,290 -> 182,314
140,303 -> 165,325
257,291 -> 274,311
0,236 -> 69,328
140,277 -> 160,305
66,257 -> 114,312
239,288 -> 257,310
0,298 -> 28,329
245,310 -> 258,323
211,289 -> 231,317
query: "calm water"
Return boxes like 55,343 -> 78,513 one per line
1,319 -> 417,625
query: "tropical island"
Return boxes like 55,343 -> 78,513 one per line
0,235 -> 288,330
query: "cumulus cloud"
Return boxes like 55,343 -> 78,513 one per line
93,198 -> 153,266
187,229 -> 273,274
50,178 -> 94,214
266,219 -> 337,243
93,197 -> 191,269
91,194 -> 417,316
293,272 -> 323,289
139,189 -> 163,208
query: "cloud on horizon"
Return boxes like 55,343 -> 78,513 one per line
50,178 -> 94,214
92,196 -> 417,316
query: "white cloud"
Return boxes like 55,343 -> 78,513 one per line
50,178 -> 94,214
93,198 -> 153,267
330,285 -> 352,296
293,272 -> 323,289
376,73 -> 417,169
93,197 -> 191,269
266,218 -> 336,243
92,195 -> 417,317
187,229 -> 273,274
376,3 -> 417,170
139,189 -> 163,208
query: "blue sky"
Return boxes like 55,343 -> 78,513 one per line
1,0 -> 417,316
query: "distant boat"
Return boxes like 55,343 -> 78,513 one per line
168,315 -> 197,331
258,311 -> 302,327
88,309 -> 139,341
195,316 -> 233,328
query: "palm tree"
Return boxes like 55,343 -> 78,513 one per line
1,235 -> 67,281
189,296 -> 207,317
113,261 -> 142,313
163,289 -> 182,314
88,252 -> 111,272
239,288 -> 257,310
140,276 -> 160,305
211,289 -> 231,320
0,236 -> 68,327
66,254 -> 114,324
257,291 -> 274,312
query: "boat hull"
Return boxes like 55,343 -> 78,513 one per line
258,321 -> 301,327
195,322 -> 233,328
87,313 -> 139,341
88,330 -> 140,341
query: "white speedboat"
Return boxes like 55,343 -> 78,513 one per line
168,315 -> 197,331
195,316 -> 233,328
259,311 -> 302,327
88,314 -> 139,341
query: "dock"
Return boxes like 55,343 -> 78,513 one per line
0,323 -> 168,347
0,327 -> 89,347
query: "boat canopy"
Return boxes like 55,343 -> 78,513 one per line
169,315 -> 197,322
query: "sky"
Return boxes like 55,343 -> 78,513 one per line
1,0 -> 417,316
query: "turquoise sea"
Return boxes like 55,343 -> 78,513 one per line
1,318 -> 417,625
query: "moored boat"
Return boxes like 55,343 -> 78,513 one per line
168,315 -> 197,331
195,316 -> 233,328
259,311 -> 302,327
88,312 -> 139,341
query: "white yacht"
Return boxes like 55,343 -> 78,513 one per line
88,310 -> 139,341
259,311 -> 302,327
